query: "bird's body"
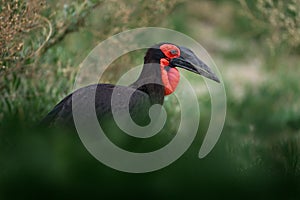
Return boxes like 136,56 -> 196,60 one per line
41,43 -> 219,129
40,83 -> 159,127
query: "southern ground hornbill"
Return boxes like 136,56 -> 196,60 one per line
41,43 -> 219,133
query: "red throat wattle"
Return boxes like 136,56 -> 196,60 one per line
160,58 -> 180,95
159,44 -> 181,95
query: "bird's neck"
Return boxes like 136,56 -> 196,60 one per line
131,62 -> 164,105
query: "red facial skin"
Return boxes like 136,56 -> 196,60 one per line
159,44 -> 181,95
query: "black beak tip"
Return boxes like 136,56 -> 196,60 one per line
211,74 -> 220,83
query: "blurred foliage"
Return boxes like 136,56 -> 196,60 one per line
1,0 -> 300,199
0,0 -> 46,64
226,67 -> 300,173
240,0 -> 300,52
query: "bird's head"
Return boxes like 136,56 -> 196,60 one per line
144,42 -> 220,95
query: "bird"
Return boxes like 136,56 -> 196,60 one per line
40,42 -> 220,130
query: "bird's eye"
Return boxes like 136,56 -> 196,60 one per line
160,44 -> 180,58
170,49 -> 178,55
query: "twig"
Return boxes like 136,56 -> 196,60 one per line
35,14 -> 53,56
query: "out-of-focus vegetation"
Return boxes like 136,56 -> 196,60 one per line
1,0 -> 300,199
240,0 -> 300,51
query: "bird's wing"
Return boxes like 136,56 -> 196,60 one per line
40,84 -> 152,128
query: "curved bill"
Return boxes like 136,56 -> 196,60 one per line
170,46 -> 220,83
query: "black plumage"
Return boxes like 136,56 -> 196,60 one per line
40,45 -> 165,128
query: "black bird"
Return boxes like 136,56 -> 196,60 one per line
40,43 -> 219,129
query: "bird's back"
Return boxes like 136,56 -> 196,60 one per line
40,84 -> 153,128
